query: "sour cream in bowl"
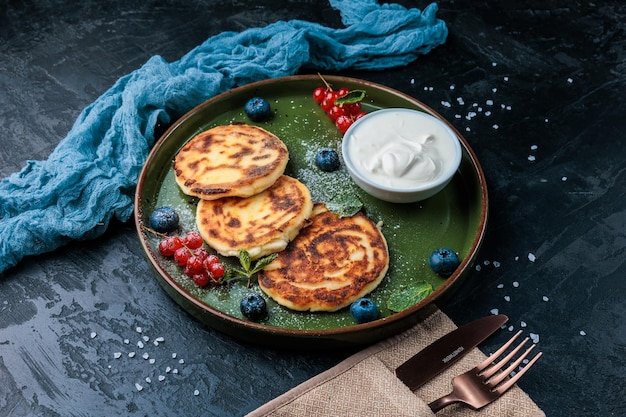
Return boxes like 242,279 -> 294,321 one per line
342,108 -> 462,203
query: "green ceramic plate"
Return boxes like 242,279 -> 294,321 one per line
134,75 -> 488,349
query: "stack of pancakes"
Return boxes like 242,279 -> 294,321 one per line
174,123 -> 389,312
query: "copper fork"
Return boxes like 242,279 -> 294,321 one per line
429,330 -> 542,412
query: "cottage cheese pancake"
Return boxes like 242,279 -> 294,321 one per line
258,203 -> 389,312
173,124 -> 289,200
196,175 -> 313,260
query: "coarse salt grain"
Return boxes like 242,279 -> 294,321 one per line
475,265 -> 482,271
179,359 -> 185,364
490,308 -> 499,315
128,352 -> 136,358
486,100 -> 494,106
136,327 -> 142,333
124,339 -> 130,344
580,330 -> 587,336
562,176 -> 568,181
513,281 -> 519,287
520,321 -> 527,327
90,332 -> 97,339
529,333 -> 540,344
508,325 -> 514,331
528,155 -> 536,161
543,295 -> 550,302
194,390 -> 200,396
504,76 -> 509,81
145,377 -> 152,384
149,358 -> 156,364
142,353 -> 149,360
137,341 -> 144,349
172,353 -> 177,359
166,366 -> 171,373
493,261 -> 501,268
114,352 -> 122,359
497,284 -> 504,289
531,145 -> 538,150
159,375 -> 166,381
528,253 -> 536,262
492,124 -> 499,129
143,336 -> 150,342
504,296 -> 511,302
135,383 -> 143,392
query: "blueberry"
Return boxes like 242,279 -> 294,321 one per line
149,206 -> 179,233
315,148 -> 340,172
240,293 -> 268,321
428,247 -> 461,277
244,97 -> 272,122
350,298 -> 379,324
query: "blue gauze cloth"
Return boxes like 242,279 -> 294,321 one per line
0,0 -> 447,274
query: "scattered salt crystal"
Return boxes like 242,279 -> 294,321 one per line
497,283 -> 504,289
528,155 -> 536,161
153,341 -> 160,346
508,325 -> 514,331
513,281 -> 519,288
194,390 -> 200,396
529,333 -> 540,344
137,341 -> 144,349
450,84 -> 455,90
485,111 -> 491,116
158,375 -> 166,381
528,253 -> 536,262
423,86 -> 429,91
490,308 -> 499,315
545,118 -> 549,122
149,358 -> 156,364
504,296 -> 511,302
455,114 -> 462,119
155,337 -> 165,343
562,176 -> 568,181
492,124 -> 499,129
142,353 -> 150,360
166,366 -> 171,373
580,330 -> 587,336
492,88 -> 498,93
124,339 -> 130,344
486,100 -> 494,106
128,352 -> 136,358
530,145 -> 538,150
515,256 -> 520,261
504,76 -> 509,81
135,383 -> 143,392
143,336 -> 150,342
136,327 -> 142,334
179,359 -> 185,364
483,260 -> 490,265
567,77 -> 573,84
493,261 -> 501,268
475,265 -> 482,271
520,321 -> 527,327
506,105 -> 512,110
542,295 -> 550,302
172,353 -> 177,359
429,87 -> 434,91
465,127 -> 471,132
173,369 -> 179,374
114,352 -> 122,359
492,62 -> 498,67
145,377 -> 152,384
90,332 -> 97,339
441,100 -> 451,107
456,97 -> 464,104
410,78 -> 415,84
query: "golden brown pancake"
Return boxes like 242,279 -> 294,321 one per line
173,124 -> 288,200
196,175 -> 313,260
258,203 -> 389,312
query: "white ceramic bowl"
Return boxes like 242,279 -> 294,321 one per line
342,108 -> 462,203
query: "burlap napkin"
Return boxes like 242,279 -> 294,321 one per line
247,310 -> 544,417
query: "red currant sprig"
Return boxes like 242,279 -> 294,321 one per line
158,231 -> 226,287
313,75 -> 367,134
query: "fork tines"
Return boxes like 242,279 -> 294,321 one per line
476,330 -> 543,394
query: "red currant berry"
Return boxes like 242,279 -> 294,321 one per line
324,90 -> 339,103
203,254 -> 220,268
193,272 -> 210,287
335,115 -> 353,134
174,247 -> 192,266
208,262 -> 226,279
183,231 -> 203,249
184,255 -> 204,276
337,87 -> 350,97
320,97 -> 334,112
158,236 -> 183,257
313,87 -> 327,104
345,102 -> 362,116
354,112 -> 367,121
193,247 -> 210,261
327,105 -> 347,122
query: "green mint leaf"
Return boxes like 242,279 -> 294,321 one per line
250,253 -> 278,275
335,89 -> 366,105
387,282 -> 434,313
326,194 -> 363,218
239,250 -> 252,272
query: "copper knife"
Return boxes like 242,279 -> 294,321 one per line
395,314 -> 508,390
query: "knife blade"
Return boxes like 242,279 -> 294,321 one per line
395,314 -> 508,391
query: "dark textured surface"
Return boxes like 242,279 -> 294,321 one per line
1,1 -> 624,416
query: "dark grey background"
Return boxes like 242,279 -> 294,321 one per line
1,1 -> 624,416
